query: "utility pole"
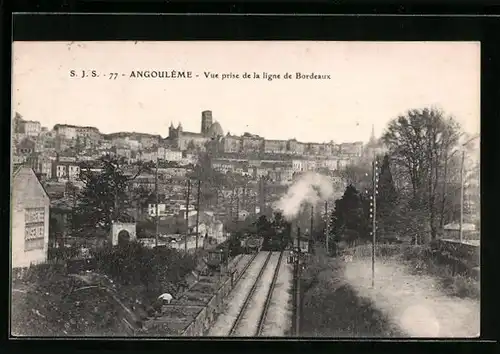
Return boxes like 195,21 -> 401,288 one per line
295,227 -> 301,336
155,155 -> 159,247
458,135 -> 479,243
324,201 -> 329,255
185,179 -> 191,253
371,158 -> 379,288
310,205 -> 314,248
459,150 -> 465,243
195,180 -> 201,252
235,188 -> 240,224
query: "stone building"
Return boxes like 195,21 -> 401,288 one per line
167,110 -> 225,151
11,166 -> 50,268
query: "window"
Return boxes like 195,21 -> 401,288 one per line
25,208 -> 45,251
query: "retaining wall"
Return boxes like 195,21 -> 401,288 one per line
181,274 -> 234,336
436,239 -> 480,268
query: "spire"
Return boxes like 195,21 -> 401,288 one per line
369,124 -> 376,144
170,121 -> 174,128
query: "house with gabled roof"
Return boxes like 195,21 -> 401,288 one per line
11,166 -> 50,268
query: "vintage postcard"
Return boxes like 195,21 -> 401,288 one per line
10,41 -> 480,338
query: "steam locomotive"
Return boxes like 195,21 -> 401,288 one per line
240,236 -> 264,254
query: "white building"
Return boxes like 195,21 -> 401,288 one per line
148,203 -> 168,217
165,149 -> 183,162
11,166 -> 50,268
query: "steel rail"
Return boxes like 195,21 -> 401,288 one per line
255,251 -> 284,336
228,251 -> 272,336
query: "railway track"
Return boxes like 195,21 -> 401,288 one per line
256,251 -> 284,336
228,251 -> 284,337
232,252 -> 259,286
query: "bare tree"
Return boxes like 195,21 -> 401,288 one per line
382,108 -> 461,240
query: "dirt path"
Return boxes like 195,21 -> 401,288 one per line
344,258 -> 480,337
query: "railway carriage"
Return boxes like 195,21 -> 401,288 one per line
244,236 -> 263,254
203,248 -> 229,275
299,239 -> 310,254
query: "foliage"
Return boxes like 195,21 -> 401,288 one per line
375,154 -> 401,238
136,219 -> 156,238
130,185 -> 154,220
382,108 -> 462,240
92,242 -> 196,299
47,245 -> 82,261
189,152 -> 227,209
338,164 -> 372,191
73,155 -> 153,235
253,214 -> 270,236
330,184 -> 369,245
299,247 -> 403,337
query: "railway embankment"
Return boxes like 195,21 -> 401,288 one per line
299,244 -> 479,338
299,247 -> 403,337
143,254 -> 254,336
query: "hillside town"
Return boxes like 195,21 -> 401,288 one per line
11,110 -> 387,266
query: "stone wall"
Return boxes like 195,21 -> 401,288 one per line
436,239 -> 480,268
181,274 -> 233,336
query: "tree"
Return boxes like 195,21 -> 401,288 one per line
189,152 -> 226,209
187,140 -> 196,151
330,184 -> 368,246
255,215 -> 272,237
376,154 -> 400,239
382,108 -> 461,240
130,185 -> 154,221
338,163 -> 372,190
73,155 -> 153,236
272,211 -> 291,246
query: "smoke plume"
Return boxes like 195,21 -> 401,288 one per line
274,172 -> 334,220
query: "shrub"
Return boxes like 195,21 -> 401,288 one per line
13,262 -> 67,285
448,274 -> 480,299
92,241 -> 197,295
48,245 -> 81,261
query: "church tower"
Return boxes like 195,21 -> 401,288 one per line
201,110 -> 213,135
168,122 -> 175,139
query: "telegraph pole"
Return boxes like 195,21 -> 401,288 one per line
195,180 -> 201,251
459,150 -> 465,243
185,179 -> 191,253
324,201 -> 329,255
310,205 -> 314,248
370,158 -> 379,288
155,155 -> 159,247
235,188 -> 240,224
295,227 -> 301,336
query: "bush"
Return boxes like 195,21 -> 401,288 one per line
397,244 -> 480,300
348,243 -> 405,260
449,274 -> 480,299
92,241 -> 197,298
13,262 -> 67,285
48,245 -> 81,261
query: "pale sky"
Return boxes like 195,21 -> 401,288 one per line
12,41 -> 480,143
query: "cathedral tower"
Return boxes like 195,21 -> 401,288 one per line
201,110 -> 213,135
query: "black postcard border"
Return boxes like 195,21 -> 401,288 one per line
2,11 -> 498,353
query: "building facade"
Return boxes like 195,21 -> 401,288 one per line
11,167 -> 50,268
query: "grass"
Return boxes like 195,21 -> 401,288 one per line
11,242 -> 202,336
298,246 -> 404,337
346,243 -> 480,301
